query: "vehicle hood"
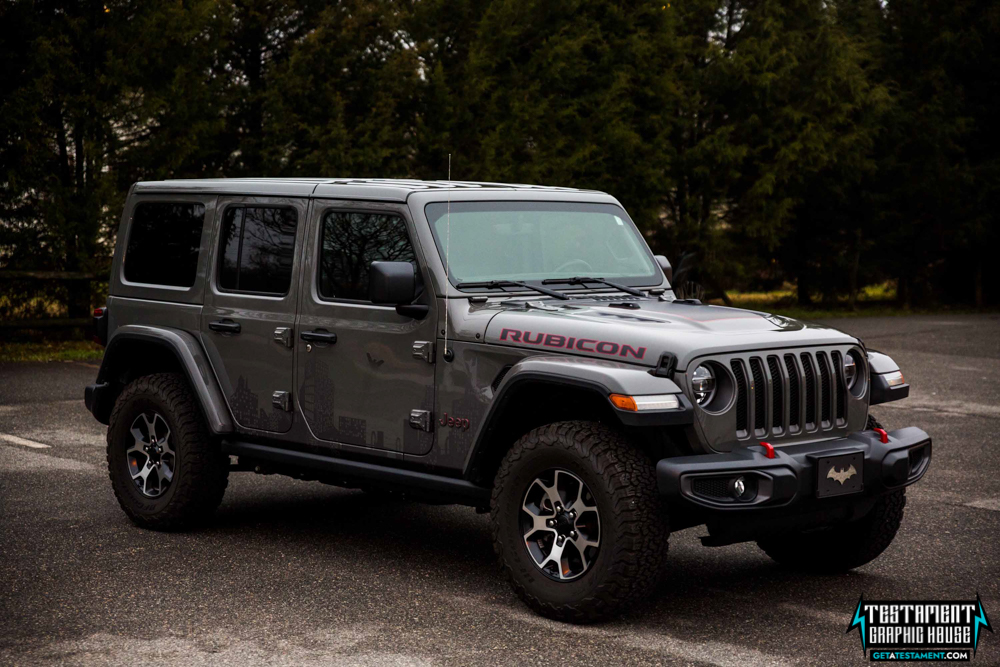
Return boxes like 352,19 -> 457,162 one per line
481,298 -> 858,370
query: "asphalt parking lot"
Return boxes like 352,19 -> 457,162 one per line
2,314 -> 999,666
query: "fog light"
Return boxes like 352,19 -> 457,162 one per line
727,475 -> 757,501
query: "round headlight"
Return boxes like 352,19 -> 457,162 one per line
692,365 -> 715,405
843,354 -> 857,389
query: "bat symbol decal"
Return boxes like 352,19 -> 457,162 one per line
827,464 -> 857,485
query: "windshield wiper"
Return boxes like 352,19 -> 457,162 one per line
455,280 -> 571,300
541,276 -> 647,298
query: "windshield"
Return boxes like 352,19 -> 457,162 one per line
425,201 -> 659,287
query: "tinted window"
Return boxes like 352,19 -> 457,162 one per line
218,207 -> 297,295
319,212 -> 416,301
124,203 -> 205,287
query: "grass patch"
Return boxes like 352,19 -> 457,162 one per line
712,282 -> 993,320
0,340 -> 105,363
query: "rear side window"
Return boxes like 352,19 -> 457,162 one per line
318,211 -> 416,301
218,206 -> 298,295
124,203 -> 206,287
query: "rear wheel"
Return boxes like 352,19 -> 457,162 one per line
490,421 -> 667,623
107,373 -> 229,530
756,489 -> 906,572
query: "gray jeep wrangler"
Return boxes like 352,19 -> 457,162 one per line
85,178 -> 929,622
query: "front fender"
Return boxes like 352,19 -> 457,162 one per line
462,355 -> 693,480
87,325 -> 234,434
494,355 -> 692,426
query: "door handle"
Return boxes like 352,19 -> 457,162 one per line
300,329 -> 337,344
209,320 -> 241,334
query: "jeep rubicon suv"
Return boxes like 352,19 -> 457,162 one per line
85,178 -> 929,622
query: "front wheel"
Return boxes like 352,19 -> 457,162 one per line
490,421 -> 667,623
756,489 -> 906,573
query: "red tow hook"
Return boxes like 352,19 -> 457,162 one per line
759,441 -> 776,459
873,428 -> 889,444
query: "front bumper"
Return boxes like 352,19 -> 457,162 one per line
657,427 -> 931,512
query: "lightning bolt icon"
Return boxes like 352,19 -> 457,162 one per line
847,595 -> 867,654
973,593 -> 993,656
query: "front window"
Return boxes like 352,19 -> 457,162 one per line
424,201 -> 658,287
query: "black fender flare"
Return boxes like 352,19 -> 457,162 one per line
85,325 -> 234,434
462,355 -> 693,480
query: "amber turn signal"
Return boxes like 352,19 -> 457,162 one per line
609,393 -> 682,412
609,394 -> 638,411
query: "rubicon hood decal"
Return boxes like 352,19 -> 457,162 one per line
482,299 -> 858,368
498,327 -> 646,360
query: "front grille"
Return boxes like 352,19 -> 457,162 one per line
749,358 -> 766,436
801,353 -> 816,427
731,360 -> 748,434
784,354 -> 800,431
767,356 -> 783,434
817,352 -> 832,425
831,351 -> 846,422
725,349 -> 850,440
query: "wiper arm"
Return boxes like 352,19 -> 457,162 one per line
455,280 -> 571,300
541,276 -> 647,298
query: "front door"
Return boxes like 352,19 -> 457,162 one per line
201,196 -> 306,433
296,202 -> 437,455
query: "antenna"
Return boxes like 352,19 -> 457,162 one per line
443,154 -> 453,362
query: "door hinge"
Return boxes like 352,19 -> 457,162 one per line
409,409 -> 433,432
412,341 -> 435,363
272,390 -> 292,412
273,327 -> 293,348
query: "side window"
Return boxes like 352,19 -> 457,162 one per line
124,202 -> 205,287
218,206 -> 298,295
318,211 -> 416,301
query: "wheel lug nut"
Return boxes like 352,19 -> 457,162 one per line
569,530 -> 578,539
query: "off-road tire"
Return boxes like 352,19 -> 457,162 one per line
490,421 -> 668,623
756,489 -> 906,573
107,373 -> 229,530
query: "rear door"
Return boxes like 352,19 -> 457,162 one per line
296,201 -> 437,455
201,196 -> 307,433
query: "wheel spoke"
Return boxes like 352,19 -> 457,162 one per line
160,460 -> 173,483
539,540 -> 567,578
144,466 -> 158,495
538,477 -> 561,510
527,513 -> 555,536
129,426 -> 146,452
142,414 -> 156,438
152,413 -> 170,445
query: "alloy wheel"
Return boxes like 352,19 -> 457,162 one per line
520,469 -> 601,581
126,412 -> 175,498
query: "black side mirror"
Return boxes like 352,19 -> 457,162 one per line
654,255 -> 672,283
369,261 -> 427,319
